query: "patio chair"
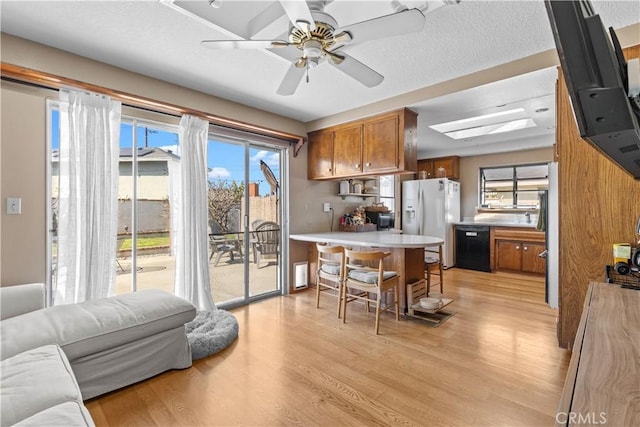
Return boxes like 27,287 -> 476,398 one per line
210,233 -> 243,267
253,221 -> 279,268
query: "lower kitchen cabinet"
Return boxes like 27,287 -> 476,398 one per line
492,227 -> 546,275
495,240 -> 546,274
521,242 -> 546,274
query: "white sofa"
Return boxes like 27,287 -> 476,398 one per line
0,283 -> 197,425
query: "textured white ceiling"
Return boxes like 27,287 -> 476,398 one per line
1,0 -> 639,157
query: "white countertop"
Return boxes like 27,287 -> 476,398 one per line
454,221 -> 539,229
290,231 -> 443,248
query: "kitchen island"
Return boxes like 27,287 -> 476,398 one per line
290,231 -> 443,311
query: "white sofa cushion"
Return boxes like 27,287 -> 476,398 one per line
0,289 -> 196,361
0,345 -> 88,426
0,283 -> 45,320
14,402 -> 94,427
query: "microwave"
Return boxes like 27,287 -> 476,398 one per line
365,211 -> 395,230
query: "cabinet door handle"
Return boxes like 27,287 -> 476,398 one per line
516,246 -> 520,250
524,246 -> 528,251
355,164 -> 360,168
366,162 -> 371,167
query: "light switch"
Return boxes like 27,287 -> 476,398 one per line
7,197 -> 21,215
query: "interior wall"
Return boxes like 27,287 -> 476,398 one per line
458,148 -> 554,219
0,84 -> 47,285
556,44 -> 640,349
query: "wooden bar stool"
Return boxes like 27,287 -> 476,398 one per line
342,249 -> 400,335
425,244 -> 444,296
315,243 -> 346,317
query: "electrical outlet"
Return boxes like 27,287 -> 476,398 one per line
7,197 -> 21,215
323,202 -> 331,212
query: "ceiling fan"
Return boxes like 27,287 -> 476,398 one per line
201,0 -> 427,95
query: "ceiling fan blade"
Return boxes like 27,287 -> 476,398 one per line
279,0 -> 316,31
338,8 -> 425,46
201,40 -> 288,49
277,63 -> 306,96
329,53 -> 384,88
268,42 -> 303,62
332,31 -> 352,44
325,49 -> 344,65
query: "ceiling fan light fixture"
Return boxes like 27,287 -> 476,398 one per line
303,39 -> 323,59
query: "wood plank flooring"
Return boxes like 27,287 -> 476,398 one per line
85,268 -> 570,426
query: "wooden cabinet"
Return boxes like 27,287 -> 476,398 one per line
521,242 -> 546,274
496,241 -> 523,271
556,283 -> 640,426
363,113 -> 400,174
496,240 -> 546,273
417,159 -> 434,178
417,156 -> 459,179
332,123 -> 363,176
307,131 -> 334,179
433,156 -> 459,179
307,108 -> 417,180
492,227 -> 546,274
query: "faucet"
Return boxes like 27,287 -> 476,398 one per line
524,211 -> 531,224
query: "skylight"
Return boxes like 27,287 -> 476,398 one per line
429,108 -> 538,140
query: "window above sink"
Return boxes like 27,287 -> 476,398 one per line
479,163 -> 549,210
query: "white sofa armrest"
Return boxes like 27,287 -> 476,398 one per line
0,283 -> 46,320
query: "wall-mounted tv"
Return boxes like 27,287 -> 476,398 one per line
545,0 -> 640,180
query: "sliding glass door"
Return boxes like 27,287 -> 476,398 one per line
207,137 -> 284,307
47,102 -> 286,307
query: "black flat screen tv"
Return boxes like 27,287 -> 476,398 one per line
545,0 -> 640,179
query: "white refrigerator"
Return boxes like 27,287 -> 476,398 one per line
402,178 -> 461,268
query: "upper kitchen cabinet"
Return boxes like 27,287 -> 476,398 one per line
307,108 -> 417,180
307,130 -> 334,179
417,156 -> 460,180
333,123 -> 364,176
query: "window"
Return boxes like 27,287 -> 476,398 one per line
378,175 -> 395,213
480,163 -> 548,209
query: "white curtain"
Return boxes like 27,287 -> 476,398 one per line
55,89 -> 121,305
174,115 -> 216,311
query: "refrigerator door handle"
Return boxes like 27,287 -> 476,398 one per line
417,187 -> 423,235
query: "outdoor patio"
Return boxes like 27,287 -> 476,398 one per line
114,251 -> 280,305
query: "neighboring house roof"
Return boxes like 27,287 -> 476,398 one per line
52,147 -> 180,162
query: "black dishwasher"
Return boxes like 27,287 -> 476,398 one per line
455,225 -> 491,272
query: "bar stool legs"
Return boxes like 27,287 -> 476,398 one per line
425,244 -> 444,296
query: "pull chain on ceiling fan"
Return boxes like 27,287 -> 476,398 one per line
201,0 -> 428,95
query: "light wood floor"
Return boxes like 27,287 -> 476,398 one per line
86,268 -> 570,426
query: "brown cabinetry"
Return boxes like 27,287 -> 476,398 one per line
496,240 -> 546,273
417,156 -> 459,179
333,123 -> 363,176
307,108 -> 417,180
521,242 -> 546,274
363,113 -> 400,174
492,227 -> 545,274
416,159 -> 434,178
307,131 -> 334,179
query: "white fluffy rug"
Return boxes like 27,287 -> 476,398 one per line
186,310 -> 239,360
